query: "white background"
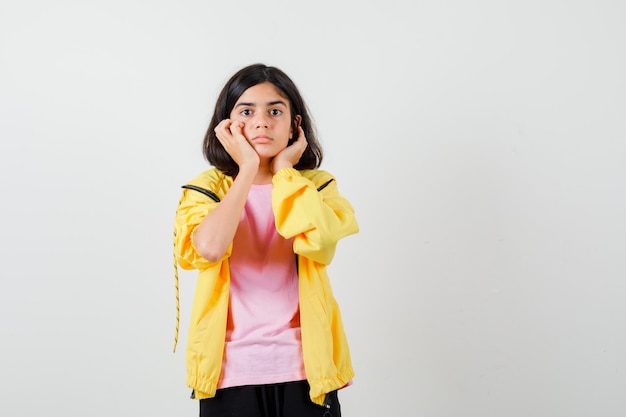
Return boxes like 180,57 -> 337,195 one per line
1,0 -> 625,416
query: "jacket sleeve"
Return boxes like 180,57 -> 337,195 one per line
174,173 -> 231,270
271,168 -> 359,265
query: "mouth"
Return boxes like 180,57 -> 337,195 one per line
252,135 -> 272,143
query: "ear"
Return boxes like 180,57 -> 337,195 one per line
291,115 -> 302,137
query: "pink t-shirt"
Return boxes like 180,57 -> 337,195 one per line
218,183 -> 306,388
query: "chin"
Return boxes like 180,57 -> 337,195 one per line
254,149 -> 280,160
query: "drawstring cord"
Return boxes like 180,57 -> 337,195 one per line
173,229 -> 180,353
172,191 -> 185,353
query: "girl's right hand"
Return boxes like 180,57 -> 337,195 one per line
214,119 -> 259,171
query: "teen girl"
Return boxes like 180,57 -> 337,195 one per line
173,63 -> 358,417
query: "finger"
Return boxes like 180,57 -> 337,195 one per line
214,119 -> 233,139
228,120 -> 245,138
215,119 -> 232,131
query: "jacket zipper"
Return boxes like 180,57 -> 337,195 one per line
323,393 -> 333,417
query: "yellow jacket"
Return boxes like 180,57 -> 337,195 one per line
173,167 -> 359,405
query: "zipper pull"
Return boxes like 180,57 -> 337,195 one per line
323,394 -> 332,417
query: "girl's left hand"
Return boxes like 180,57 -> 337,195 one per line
271,126 -> 308,174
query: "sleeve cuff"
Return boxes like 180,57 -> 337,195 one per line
272,167 -> 301,183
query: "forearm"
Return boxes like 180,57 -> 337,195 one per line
192,167 -> 256,262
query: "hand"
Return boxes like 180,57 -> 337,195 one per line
271,126 -> 308,174
214,119 -> 259,171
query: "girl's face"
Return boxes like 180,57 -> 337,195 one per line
230,82 -> 295,160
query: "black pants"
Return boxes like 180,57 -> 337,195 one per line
199,380 -> 340,417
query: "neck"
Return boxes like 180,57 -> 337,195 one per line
253,161 -> 273,184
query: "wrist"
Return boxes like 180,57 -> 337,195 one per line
237,164 -> 258,179
272,161 -> 293,174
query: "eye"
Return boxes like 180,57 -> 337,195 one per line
240,109 -> 252,116
269,108 -> 282,116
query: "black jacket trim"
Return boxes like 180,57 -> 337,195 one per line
181,185 -> 221,203
317,178 -> 335,192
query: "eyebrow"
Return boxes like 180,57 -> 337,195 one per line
235,100 -> 288,108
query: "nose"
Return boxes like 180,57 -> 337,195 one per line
254,114 -> 269,129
